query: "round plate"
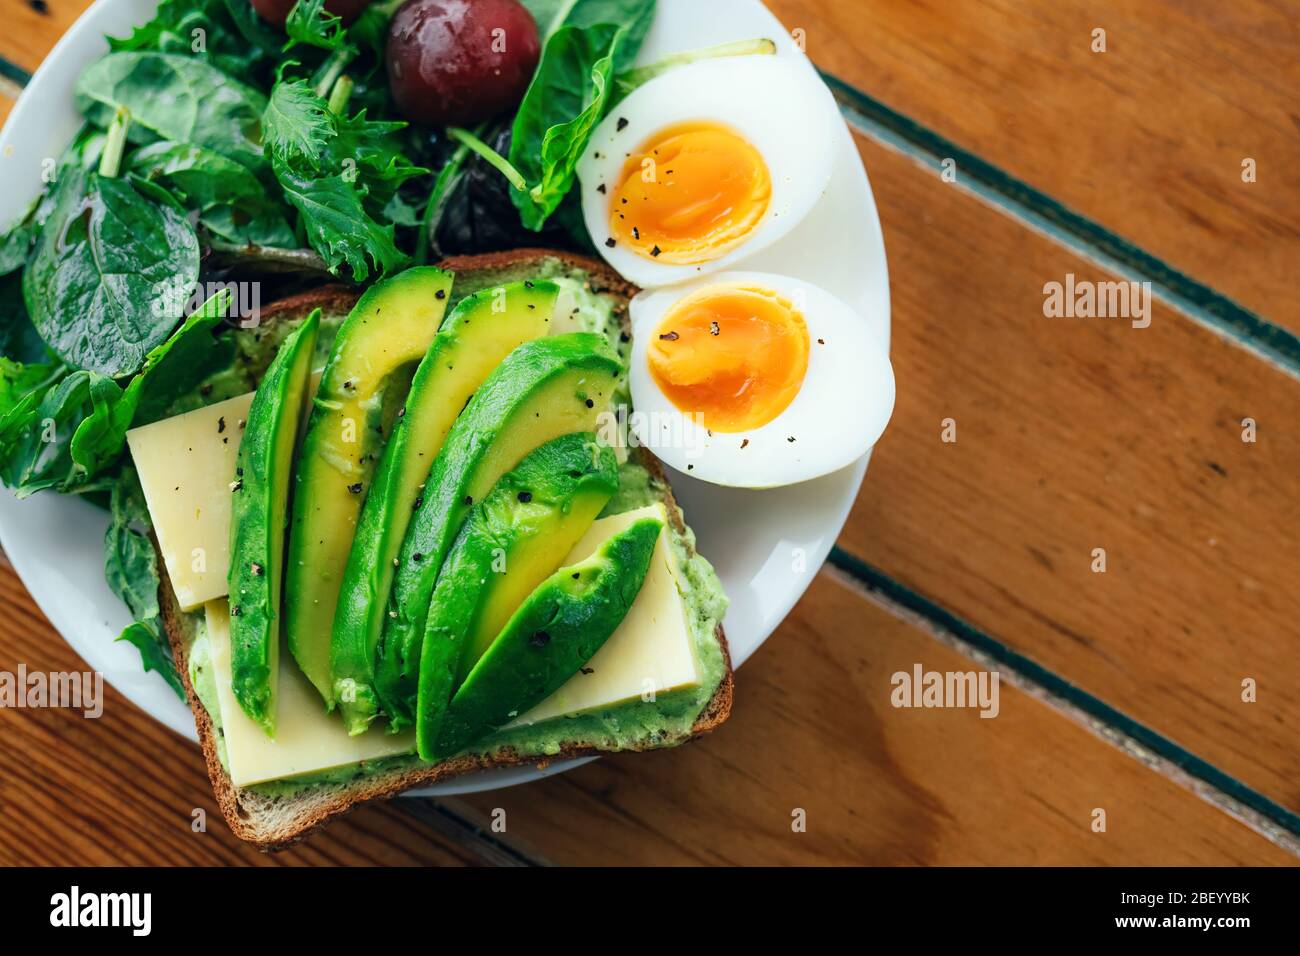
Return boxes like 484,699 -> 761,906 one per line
0,0 -> 890,796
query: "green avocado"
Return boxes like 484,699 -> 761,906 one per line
375,333 -> 623,730
330,280 -> 559,734
405,432 -> 619,749
227,311 -> 320,735
421,517 -> 663,760
285,267 -> 454,706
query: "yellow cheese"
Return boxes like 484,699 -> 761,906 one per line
509,503 -> 701,727
127,394 -> 253,611
205,601 -> 415,788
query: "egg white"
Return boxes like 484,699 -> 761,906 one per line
578,56 -> 840,289
627,272 -> 894,488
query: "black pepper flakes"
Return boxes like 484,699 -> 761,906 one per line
818,338 -> 825,345
597,183 -> 607,194
787,436 -> 796,443
585,398 -> 594,408
435,289 -> 447,299
580,666 -> 595,675
709,321 -> 720,336
230,479 -> 243,492
517,491 -> 533,503
659,331 -> 679,341
413,552 -> 424,562
616,117 -> 628,131
741,439 -> 749,449
529,630 -> 551,648
413,495 -> 424,509
348,482 -> 363,493
604,237 -> 616,248
632,226 -> 640,240
463,495 -> 473,506
650,245 -> 662,257
217,416 -> 226,434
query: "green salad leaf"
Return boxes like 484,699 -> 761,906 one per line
23,166 -> 201,378
263,78 -> 419,280
127,141 -> 297,248
273,155 -> 407,282
508,23 -> 625,231
104,466 -> 183,698
76,52 -> 269,173
284,0 -> 349,51
263,78 -> 337,168
524,0 -> 656,70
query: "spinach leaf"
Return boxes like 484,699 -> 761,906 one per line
76,52 -> 268,172
23,167 -> 201,378
0,368 -> 116,496
523,0 -> 655,71
284,0 -> 349,51
0,274 -> 48,364
111,0 -> 274,80
127,141 -> 296,248
70,290 -> 234,476
104,466 -> 183,698
349,0 -> 403,58
273,155 -> 407,282
508,23 -> 625,230
0,220 -> 35,277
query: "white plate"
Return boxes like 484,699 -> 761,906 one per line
0,0 -> 890,796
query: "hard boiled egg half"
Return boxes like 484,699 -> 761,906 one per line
578,56 -> 840,288
627,273 -> 895,488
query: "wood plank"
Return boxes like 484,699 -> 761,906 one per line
763,0 -> 1300,329
454,571 -> 1293,865
830,130 -> 1300,816
0,565 -> 489,865
0,0 -> 80,77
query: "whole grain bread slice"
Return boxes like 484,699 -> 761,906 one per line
158,249 -> 733,850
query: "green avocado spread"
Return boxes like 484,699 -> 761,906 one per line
183,261 -> 728,796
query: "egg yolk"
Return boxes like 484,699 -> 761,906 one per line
609,122 -> 771,264
647,285 -> 809,433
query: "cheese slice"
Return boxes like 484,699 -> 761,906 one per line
205,601 -> 416,788
509,503 -> 701,727
127,394 -> 253,610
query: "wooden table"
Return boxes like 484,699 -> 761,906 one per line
1,0 -> 1296,866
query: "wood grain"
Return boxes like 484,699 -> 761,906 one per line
453,571 -> 1293,865
0,564 -> 496,865
833,131 -> 1300,815
761,0 -> 1300,329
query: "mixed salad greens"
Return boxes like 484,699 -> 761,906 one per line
0,0 -> 766,696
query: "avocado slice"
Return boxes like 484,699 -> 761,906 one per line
376,333 -> 623,729
420,517 -> 663,760
285,267 -> 454,706
407,432 -> 619,747
330,280 -> 559,734
227,311 -> 320,735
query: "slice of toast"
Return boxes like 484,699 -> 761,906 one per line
158,250 -> 734,850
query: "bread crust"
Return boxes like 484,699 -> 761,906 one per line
160,250 -> 733,850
